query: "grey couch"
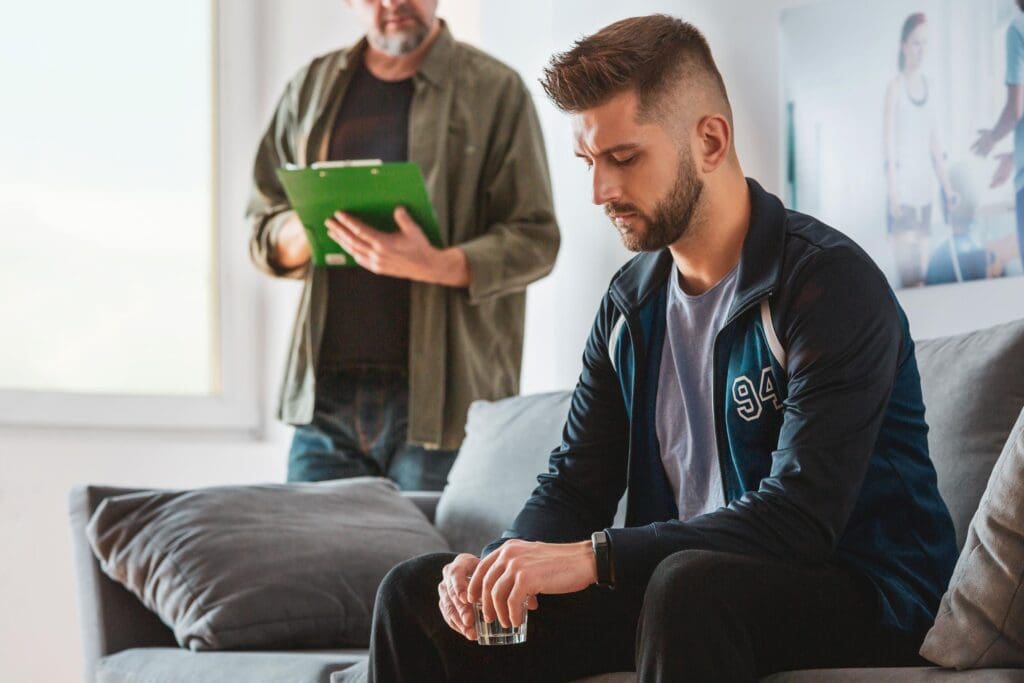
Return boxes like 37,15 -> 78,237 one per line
70,319 -> 1024,682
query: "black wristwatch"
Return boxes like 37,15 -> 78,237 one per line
591,530 -> 615,587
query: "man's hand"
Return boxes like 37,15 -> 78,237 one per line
972,129 -> 997,158
438,553 -> 480,640
325,206 -> 471,287
274,213 -> 312,269
991,153 -> 1015,189
466,540 -> 598,630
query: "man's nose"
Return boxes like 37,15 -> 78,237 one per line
592,167 -> 621,206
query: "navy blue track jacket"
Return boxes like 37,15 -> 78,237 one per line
486,179 -> 958,636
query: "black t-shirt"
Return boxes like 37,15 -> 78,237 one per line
319,61 -> 415,370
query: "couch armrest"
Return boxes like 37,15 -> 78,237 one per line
68,486 -> 177,683
401,490 -> 442,524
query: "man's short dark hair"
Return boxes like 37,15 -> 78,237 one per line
541,14 -> 731,124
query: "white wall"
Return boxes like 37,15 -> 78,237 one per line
1,2 -> 1021,682
502,0 -> 1024,395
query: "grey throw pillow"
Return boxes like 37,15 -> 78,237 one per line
87,477 -> 449,651
915,318 -> 1024,549
920,407 -> 1024,668
435,391 -> 573,554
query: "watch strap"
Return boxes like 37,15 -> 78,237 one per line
591,530 -> 615,587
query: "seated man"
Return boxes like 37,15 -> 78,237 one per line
359,14 -> 958,682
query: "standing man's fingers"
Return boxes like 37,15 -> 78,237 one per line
393,205 -> 420,235
333,212 -> 384,249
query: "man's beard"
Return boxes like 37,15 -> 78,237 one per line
370,8 -> 430,56
607,151 -> 704,252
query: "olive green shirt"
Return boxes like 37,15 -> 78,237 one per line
247,25 -> 560,449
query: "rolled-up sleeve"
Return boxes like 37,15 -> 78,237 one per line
246,68 -> 310,280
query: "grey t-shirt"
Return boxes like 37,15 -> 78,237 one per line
656,262 -> 738,521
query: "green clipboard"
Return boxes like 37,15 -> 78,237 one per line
275,161 -> 443,267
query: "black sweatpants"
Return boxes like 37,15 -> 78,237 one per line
362,549 -> 927,682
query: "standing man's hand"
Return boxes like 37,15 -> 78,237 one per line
274,213 -> 312,269
326,206 -> 471,287
466,539 -> 598,630
438,554 -> 481,640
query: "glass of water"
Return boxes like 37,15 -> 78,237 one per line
473,601 -> 528,645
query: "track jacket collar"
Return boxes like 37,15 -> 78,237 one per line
609,178 -> 786,318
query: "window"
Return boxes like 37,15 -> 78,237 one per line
0,1 -> 259,430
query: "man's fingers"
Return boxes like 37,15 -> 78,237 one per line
442,555 -> 482,631
327,224 -> 383,271
526,594 -> 539,611
393,206 -> 420,235
333,212 -> 384,249
491,572 -> 517,628
480,556 -> 511,626
467,552 -> 498,604
506,582 -> 531,628
329,235 -> 378,272
327,218 -> 376,252
438,589 -> 468,638
445,577 -> 474,628
443,575 -> 474,628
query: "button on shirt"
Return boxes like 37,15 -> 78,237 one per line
656,263 -> 738,521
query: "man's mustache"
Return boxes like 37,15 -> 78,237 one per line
383,5 -> 419,22
605,203 -> 641,218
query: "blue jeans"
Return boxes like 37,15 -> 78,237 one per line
287,367 -> 457,490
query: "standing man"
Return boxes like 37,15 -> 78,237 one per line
248,1 -> 559,489
354,15 -> 957,682
972,0 -> 1024,265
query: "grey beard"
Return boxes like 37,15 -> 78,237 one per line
369,27 -> 428,56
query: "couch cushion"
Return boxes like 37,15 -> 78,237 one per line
87,478 -> 449,651
436,391 -> 573,554
920,406 -> 1024,668
915,318 -> 1024,549
97,648 -> 366,683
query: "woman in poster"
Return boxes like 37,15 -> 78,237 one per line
883,12 -> 958,287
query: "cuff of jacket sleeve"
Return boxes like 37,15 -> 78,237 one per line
604,524 -> 660,585
264,210 -> 309,279
480,534 -> 517,559
458,235 -> 505,305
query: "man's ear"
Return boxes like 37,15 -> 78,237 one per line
695,114 -> 732,174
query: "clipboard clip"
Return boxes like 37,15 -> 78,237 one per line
310,159 -> 383,169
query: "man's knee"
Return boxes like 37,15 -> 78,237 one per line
376,552 -> 455,611
645,549 -> 740,612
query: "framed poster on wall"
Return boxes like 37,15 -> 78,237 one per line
783,0 -> 1024,289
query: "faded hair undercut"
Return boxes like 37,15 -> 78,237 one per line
541,14 -> 731,125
